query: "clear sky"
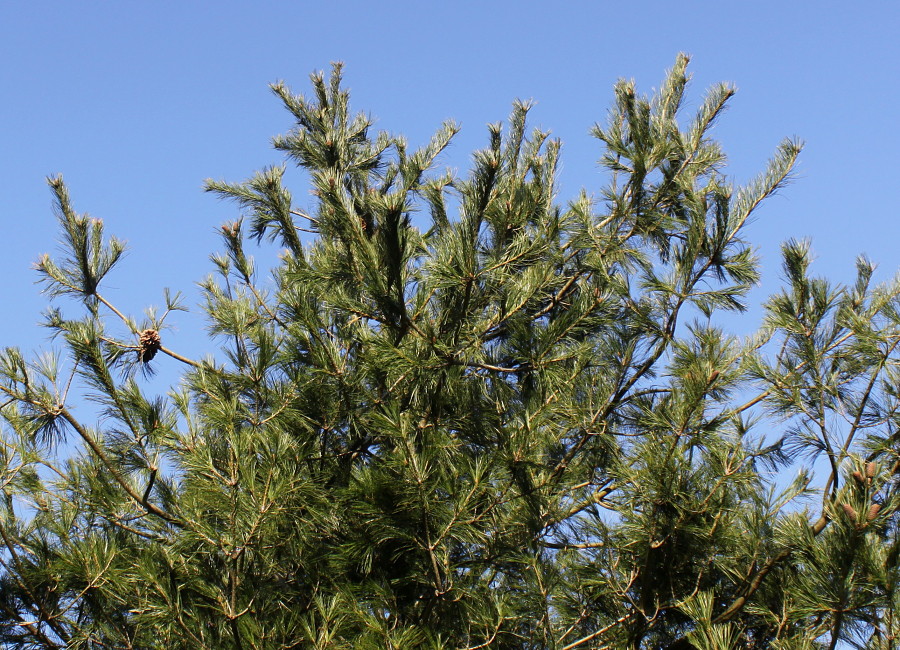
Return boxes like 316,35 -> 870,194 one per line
1,1 -> 898,393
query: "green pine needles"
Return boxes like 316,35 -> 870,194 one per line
1,54 -> 899,649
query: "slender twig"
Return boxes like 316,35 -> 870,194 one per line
95,294 -> 133,331
142,467 -> 158,504
160,345 -> 201,368
290,208 -> 319,226
561,612 -> 634,650
541,541 -> 605,550
59,359 -> 79,406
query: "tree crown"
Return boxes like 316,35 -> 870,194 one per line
1,55 -> 897,650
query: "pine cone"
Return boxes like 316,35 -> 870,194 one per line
138,329 -> 161,363
866,462 -> 877,480
851,470 -> 865,485
841,503 -> 857,521
867,503 -> 882,521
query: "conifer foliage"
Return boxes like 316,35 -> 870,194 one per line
1,55 -> 899,648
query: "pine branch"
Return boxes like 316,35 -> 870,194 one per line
57,406 -> 180,525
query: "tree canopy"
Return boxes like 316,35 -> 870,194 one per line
1,55 -> 898,649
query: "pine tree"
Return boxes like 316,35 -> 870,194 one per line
1,55 -> 898,649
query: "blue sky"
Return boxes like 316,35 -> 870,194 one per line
1,1 -> 898,392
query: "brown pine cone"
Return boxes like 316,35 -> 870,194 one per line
866,462 -> 877,480
138,329 -> 161,363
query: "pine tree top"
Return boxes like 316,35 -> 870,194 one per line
1,56 -> 896,650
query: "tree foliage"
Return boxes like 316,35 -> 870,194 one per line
1,55 -> 899,649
